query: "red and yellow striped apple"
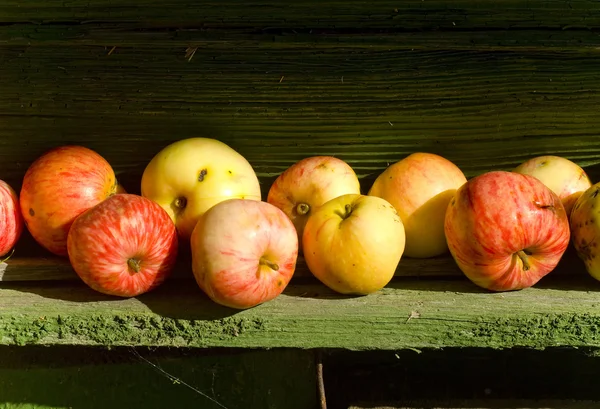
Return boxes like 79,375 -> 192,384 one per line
190,199 -> 298,309
20,146 -> 120,256
513,155 -> 592,217
444,171 -> 570,291
267,156 -> 361,252
302,194 -> 406,295
0,180 -> 23,257
368,152 -> 467,258
141,138 -> 261,240
67,194 -> 178,297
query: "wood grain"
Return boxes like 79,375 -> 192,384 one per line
0,275 -> 599,349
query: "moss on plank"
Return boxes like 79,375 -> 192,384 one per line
2,314 -> 265,347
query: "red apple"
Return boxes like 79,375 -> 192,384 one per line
444,171 -> 570,291
190,199 -> 298,309
267,156 -> 361,251
67,194 -> 178,297
20,146 -> 120,256
0,180 -> 23,257
368,152 -> 467,258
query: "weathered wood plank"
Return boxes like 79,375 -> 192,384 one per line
0,346 -> 317,409
348,401 -> 600,409
1,0 -> 598,29
1,44 -> 600,193
0,275 -> 599,349
3,24 -> 600,52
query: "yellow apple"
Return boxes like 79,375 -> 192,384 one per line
267,156 -> 361,252
368,152 -> 467,259
513,155 -> 592,217
141,138 -> 261,239
302,194 -> 406,295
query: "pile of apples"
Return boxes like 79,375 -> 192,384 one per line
0,138 -> 599,310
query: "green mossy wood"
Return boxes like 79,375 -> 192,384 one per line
1,1 -> 600,350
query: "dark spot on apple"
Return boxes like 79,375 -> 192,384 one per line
538,160 -> 547,167
29,208 -> 34,216
198,169 -> 208,182
277,280 -> 283,287
533,201 -> 555,212
592,188 -> 600,198
228,170 -> 232,174
450,198 -> 455,206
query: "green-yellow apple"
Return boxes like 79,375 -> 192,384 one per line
141,138 -> 261,240
267,156 -> 361,252
302,194 -> 406,295
368,152 -> 467,258
513,155 -> 592,217
569,183 -> 600,282
190,199 -> 298,309
445,171 -> 570,291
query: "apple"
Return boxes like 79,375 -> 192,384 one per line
0,180 -> 23,257
368,152 -> 467,258
444,171 -> 570,291
513,155 -> 592,217
141,137 -> 262,240
302,194 -> 406,295
20,145 -> 120,256
190,198 -> 298,309
267,156 -> 361,251
569,183 -> 600,282
67,194 -> 178,297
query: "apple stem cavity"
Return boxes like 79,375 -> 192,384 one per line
516,250 -> 531,271
259,257 -> 279,271
174,197 -> 187,211
296,203 -> 310,215
335,203 -> 354,220
127,258 -> 142,274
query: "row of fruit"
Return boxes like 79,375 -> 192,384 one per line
0,138 -> 598,310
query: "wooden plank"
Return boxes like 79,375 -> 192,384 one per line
348,401 -> 600,409
3,24 -> 600,52
1,44 -> 600,193
0,0 -> 598,29
0,274 -> 599,349
0,346 -> 317,409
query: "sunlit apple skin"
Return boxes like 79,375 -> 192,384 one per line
444,171 -> 570,291
67,194 -> 178,297
302,194 -> 406,295
569,183 -> 600,282
368,152 -> 467,258
0,180 -> 23,257
190,199 -> 298,309
141,138 -> 262,240
267,156 -> 361,252
513,155 -> 592,217
20,145 -> 119,256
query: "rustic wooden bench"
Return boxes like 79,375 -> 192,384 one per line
1,1 -> 600,408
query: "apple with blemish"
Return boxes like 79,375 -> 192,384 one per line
141,138 -> 261,240
267,156 -> 361,251
513,155 -> 592,217
190,199 -> 298,309
368,152 -> 467,258
569,183 -> 600,282
0,180 -> 23,257
302,194 -> 406,295
67,194 -> 178,297
444,171 -> 570,291
20,145 -> 120,256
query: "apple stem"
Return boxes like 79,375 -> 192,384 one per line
516,250 -> 530,271
259,257 -> 279,271
335,203 -> 354,220
296,203 -> 310,215
127,258 -> 142,274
